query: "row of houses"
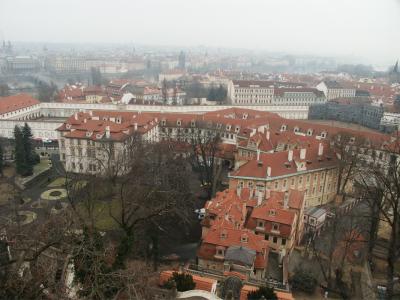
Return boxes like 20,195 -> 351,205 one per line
58,79 -> 187,105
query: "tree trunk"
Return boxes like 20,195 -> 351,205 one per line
386,210 -> 398,299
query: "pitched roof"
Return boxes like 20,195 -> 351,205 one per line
0,94 -> 40,115
231,142 -> 336,180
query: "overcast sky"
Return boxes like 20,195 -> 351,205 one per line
1,0 -> 399,66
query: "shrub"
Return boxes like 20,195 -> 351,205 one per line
247,286 -> 277,300
289,269 -> 317,294
163,272 -> 196,292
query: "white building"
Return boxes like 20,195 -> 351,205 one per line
316,80 -> 356,100
227,80 -> 325,106
57,111 -> 159,174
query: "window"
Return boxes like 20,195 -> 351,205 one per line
273,237 -> 278,243
299,176 -> 303,184
307,175 -> 310,183
217,249 -> 224,256
257,220 -> 264,228
274,181 -> 278,189
291,178 -> 295,186
272,223 -> 279,231
281,238 -> 286,246
265,234 -> 269,240
283,180 -> 287,188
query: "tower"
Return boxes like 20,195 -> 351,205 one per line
178,51 -> 185,69
389,60 -> 400,84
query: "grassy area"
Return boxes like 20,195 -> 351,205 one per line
2,165 -> 16,178
48,177 -> 67,188
76,198 -> 121,231
0,182 -> 13,205
33,159 -> 51,174
48,177 -> 87,189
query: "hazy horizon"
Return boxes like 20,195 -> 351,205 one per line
1,0 -> 399,68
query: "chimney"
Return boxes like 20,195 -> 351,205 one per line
266,130 -> 270,141
250,128 -> 256,137
237,186 -> 242,197
134,123 -> 138,131
74,112 -> 78,120
288,149 -> 293,162
257,190 -> 263,206
250,188 -> 254,199
300,148 -> 306,160
284,191 -> 289,209
265,189 -> 271,199
83,118 -> 87,123
89,110 -> 93,117
105,126 -> 110,138
258,126 -> 265,134
257,149 -> 260,161
267,166 -> 271,177
318,142 -> 324,156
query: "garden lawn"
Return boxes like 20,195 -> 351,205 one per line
76,198 -> 121,231
33,159 -> 51,174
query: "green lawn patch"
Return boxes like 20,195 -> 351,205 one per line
76,198 -> 121,231
33,159 -> 51,174
48,177 -> 68,188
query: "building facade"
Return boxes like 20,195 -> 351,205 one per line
316,81 -> 356,100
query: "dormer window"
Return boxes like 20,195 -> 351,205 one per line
257,220 -> 265,228
272,223 -> 279,231
177,120 -> 181,126
66,124 -> 71,129
216,248 -> 225,257
217,123 -> 222,129
307,129 -> 313,136
220,230 -> 227,239
226,124 -> 231,131
281,124 -> 287,131
96,134 -> 102,139
116,117 -> 122,124
235,126 -> 240,132
321,131 -> 327,138
86,131 -> 93,137
161,119 -> 166,126
191,120 -> 196,127
102,117 -> 107,121
241,234 -> 248,243
269,209 -> 276,216
294,127 -> 299,133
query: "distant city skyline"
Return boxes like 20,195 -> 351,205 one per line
1,0 -> 399,68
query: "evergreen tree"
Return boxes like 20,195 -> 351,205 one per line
22,123 -> 34,175
14,126 -> 26,176
247,286 -> 277,300
164,272 -> 195,292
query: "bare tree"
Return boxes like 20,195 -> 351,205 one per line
330,131 -> 365,198
357,143 -> 400,299
311,206 -> 366,298
187,126 -> 222,199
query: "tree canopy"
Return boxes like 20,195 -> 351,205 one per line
247,286 -> 277,300
13,123 -> 36,176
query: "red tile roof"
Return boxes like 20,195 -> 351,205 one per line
57,110 -> 158,142
0,94 -> 40,115
231,142 -> 337,179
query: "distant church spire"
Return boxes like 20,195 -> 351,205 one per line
393,60 -> 399,74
